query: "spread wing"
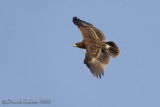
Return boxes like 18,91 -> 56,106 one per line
73,17 -> 106,42
84,46 -> 110,78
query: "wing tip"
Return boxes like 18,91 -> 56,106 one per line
73,16 -> 78,22
73,16 -> 80,24
91,69 -> 104,79
72,16 -> 91,25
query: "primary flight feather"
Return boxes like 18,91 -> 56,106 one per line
73,17 -> 120,78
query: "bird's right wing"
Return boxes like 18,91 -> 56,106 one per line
84,46 -> 110,78
73,17 -> 106,42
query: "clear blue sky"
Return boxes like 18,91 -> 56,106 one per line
0,0 -> 160,107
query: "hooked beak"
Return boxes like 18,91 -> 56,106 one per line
73,44 -> 78,47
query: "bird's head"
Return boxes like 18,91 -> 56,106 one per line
73,42 -> 85,49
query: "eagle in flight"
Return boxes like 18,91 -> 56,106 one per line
73,17 -> 120,78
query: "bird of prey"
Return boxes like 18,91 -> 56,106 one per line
73,17 -> 120,78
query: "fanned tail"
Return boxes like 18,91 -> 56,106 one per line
106,41 -> 121,58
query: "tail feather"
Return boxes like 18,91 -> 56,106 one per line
106,41 -> 120,58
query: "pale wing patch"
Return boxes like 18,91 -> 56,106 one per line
106,44 -> 111,49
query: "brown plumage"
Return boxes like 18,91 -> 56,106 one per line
73,17 -> 120,78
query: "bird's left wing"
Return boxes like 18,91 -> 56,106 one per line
73,17 -> 106,42
84,46 -> 110,78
